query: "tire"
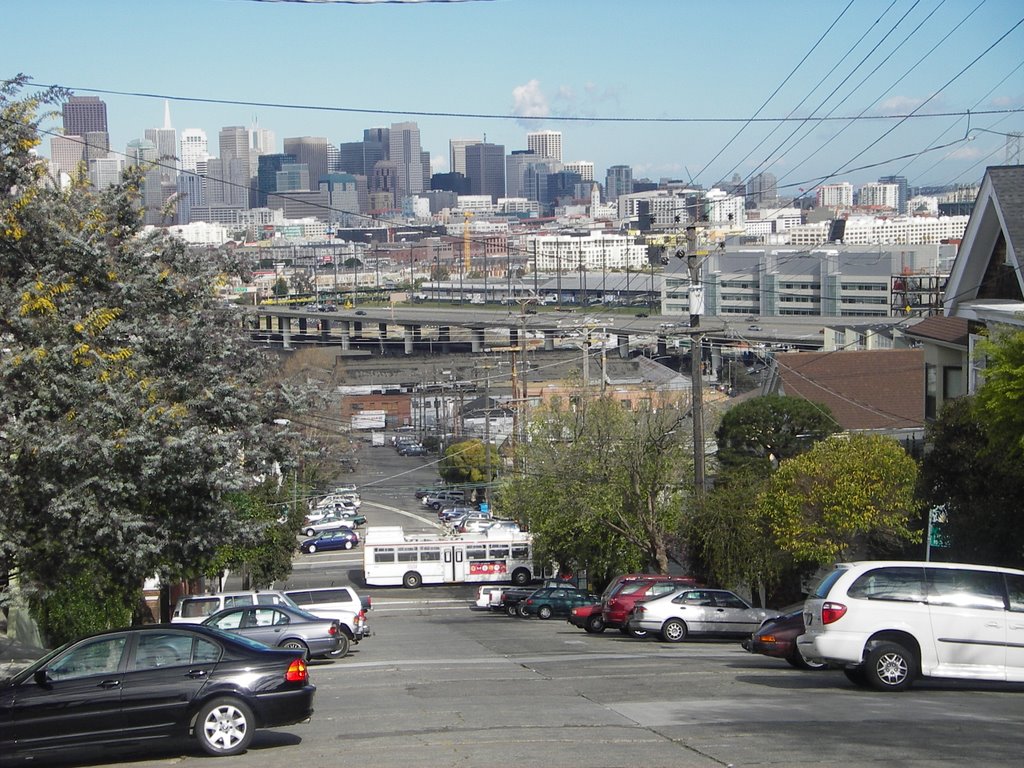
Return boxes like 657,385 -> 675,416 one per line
344,541 -> 353,550
195,697 -> 255,757
517,604 -> 528,618
585,615 -> 605,634
330,632 -> 350,658
628,628 -> 650,639
786,648 -> 829,671
505,603 -> 518,617
661,618 -> 688,643
537,605 -> 553,620
307,544 -> 317,554
511,568 -> 530,586
304,528 -> 315,537
864,642 -> 917,692
402,571 -> 422,589
430,501 -> 441,511
279,639 -> 310,660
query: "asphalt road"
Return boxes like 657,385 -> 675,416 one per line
15,450 -> 1024,768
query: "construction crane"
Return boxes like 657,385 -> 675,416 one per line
463,210 -> 474,275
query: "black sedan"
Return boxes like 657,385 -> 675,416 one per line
202,604 -> 346,659
0,624 -> 314,758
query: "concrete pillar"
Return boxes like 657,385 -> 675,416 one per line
617,332 -> 630,359
339,321 -> 351,351
264,314 -> 274,331
439,325 -> 451,353
279,316 -> 292,349
544,329 -> 556,351
470,327 -> 485,353
320,317 -> 332,342
403,325 -> 417,355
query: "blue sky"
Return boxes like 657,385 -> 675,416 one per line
7,0 -> 1023,194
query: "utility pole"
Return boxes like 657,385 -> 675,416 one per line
685,225 -> 707,497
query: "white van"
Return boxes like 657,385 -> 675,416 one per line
171,590 -> 296,623
799,560 -> 1024,691
283,586 -> 371,642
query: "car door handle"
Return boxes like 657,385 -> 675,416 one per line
187,669 -> 208,679
98,679 -> 120,689
985,621 -> 1001,629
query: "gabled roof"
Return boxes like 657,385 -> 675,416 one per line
771,349 -> 924,431
944,165 -> 1024,325
902,316 -> 970,348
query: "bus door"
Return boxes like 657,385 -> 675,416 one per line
443,545 -> 463,583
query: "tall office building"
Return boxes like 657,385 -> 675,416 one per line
859,182 -> 900,211
465,142 -> 506,202
89,155 -> 125,191
250,122 -> 276,155
388,122 -> 424,198
83,131 -> 109,162
749,172 -> 777,204
63,96 -> 107,136
449,138 -> 481,175
527,130 -> 562,162
283,136 -> 329,191
125,139 -> 164,225
179,129 -> 209,174
144,100 -> 177,186
50,135 -> 85,181
507,150 -> 538,199
339,128 -> 388,177
213,126 -> 251,208
605,165 -> 633,202
816,182 -> 853,208
564,160 -> 594,182
878,175 -> 909,214
256,153 -> 296,207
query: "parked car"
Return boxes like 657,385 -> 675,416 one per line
439,505 -> 477,521
398,443 -> 427,456
300,528 -> 360,553
602,574 -> 701,637
628,588 -> 781,642
568,602 -> 606,633
520,587 -> 599,619
474,584 -> 504,610
742,608 -> 827,670
172,590 -> 297,624
302,513 -> 363,537
283,586 -> 370,643
500,579 -> 579,617
457,517 -> 499,534
202,603 -> 346,660
0,624 -> 316,758
423,489 -> 466,510
798,560 -> 1024,691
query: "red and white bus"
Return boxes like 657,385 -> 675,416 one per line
362,526 -> 538,588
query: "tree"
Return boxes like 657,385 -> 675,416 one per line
756,434 -> 920,567
919,397 -> 1024,567
439,439 -> 497,489
498,392 -> 694,582
0,78 -> 314,640
714,395 -> 839,474
973,324 -> 1024,457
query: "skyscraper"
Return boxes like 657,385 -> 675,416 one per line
218,126 -> 251,208
878,175 -> 909,214
388,122 -> 424,199
749,172 -> 777,205
179,129 -> 209,174
144,100 -> 177,186
506,150 -> 538,199
465,142 -> 506,202
283,136 -> 329,191
527,130 -> 562,162
564,161 -> 594,182
50,135 -> 85,181
256,153 -> 296,207
449,138 -> 481,175
63,96 -> 107,136
125,138 -> 164,225
605,165 -> 633,202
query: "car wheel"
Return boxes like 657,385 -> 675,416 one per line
585,615 -> 605,633
537,605 -> 553,620
307,544 -> 317,554
661,618 -> 688,642
511,568 -> 530,586
344,541 -> 353,550
331,632 -> 350,658
195,697 -> 255,757
402,571 -> 422,589
864,642 -> 917,692
279,639 -> 310,660
628,628 -> 649,639
505,603 -> 518,617
517,604 -> 529,618
304,528 -> 315,536
787,648 -> 828,671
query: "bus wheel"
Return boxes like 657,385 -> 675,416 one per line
511,568 -> 530,586
402,571 -> 422,589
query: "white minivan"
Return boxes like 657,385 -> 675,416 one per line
799,560 -> 1024,691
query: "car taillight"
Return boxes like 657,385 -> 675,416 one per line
525,598 -> 533,605
758,632 -> 777,643
286,658 -> 308,682
634,605 -> 645,615
821,602 -> 847,624
328,622 -> 338,636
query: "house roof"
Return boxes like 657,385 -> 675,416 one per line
944,165 -> 1024,325
902,315 -> 969,348
772,348 -> 925,431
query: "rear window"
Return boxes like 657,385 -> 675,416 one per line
181,598 -> 219,618
810,568 -> 849,600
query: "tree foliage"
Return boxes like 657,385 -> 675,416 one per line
498,393 -> 694,585
919,396 -> 1024,567
714,395 -> 839,474
439,439 -> 497,488
973,324 -> 1024,458
0,78 -> 315,636
756,434 -> 920,566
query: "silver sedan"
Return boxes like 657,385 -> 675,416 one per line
202,604 -> 347,659
627,588 -> 781,642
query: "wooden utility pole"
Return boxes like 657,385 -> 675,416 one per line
685,225 -> 707,497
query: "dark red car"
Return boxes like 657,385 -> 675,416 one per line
601,574 -> 700,637
568,602 -> 605,633
742,608 -> 827,670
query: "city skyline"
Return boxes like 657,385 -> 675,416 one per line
8,0 -> 1023,194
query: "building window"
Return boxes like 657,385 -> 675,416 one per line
942,365 -> 964,400
925,363 -> 937,419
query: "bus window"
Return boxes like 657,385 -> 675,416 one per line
489,545 -> 510,559
512,544 -> 529,560
466,546 -> 487,560
397,547 -> 419,563
374,547 -> 396,563
420,547 -> 441,562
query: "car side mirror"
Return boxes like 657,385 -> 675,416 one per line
33,668 -> 53,687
